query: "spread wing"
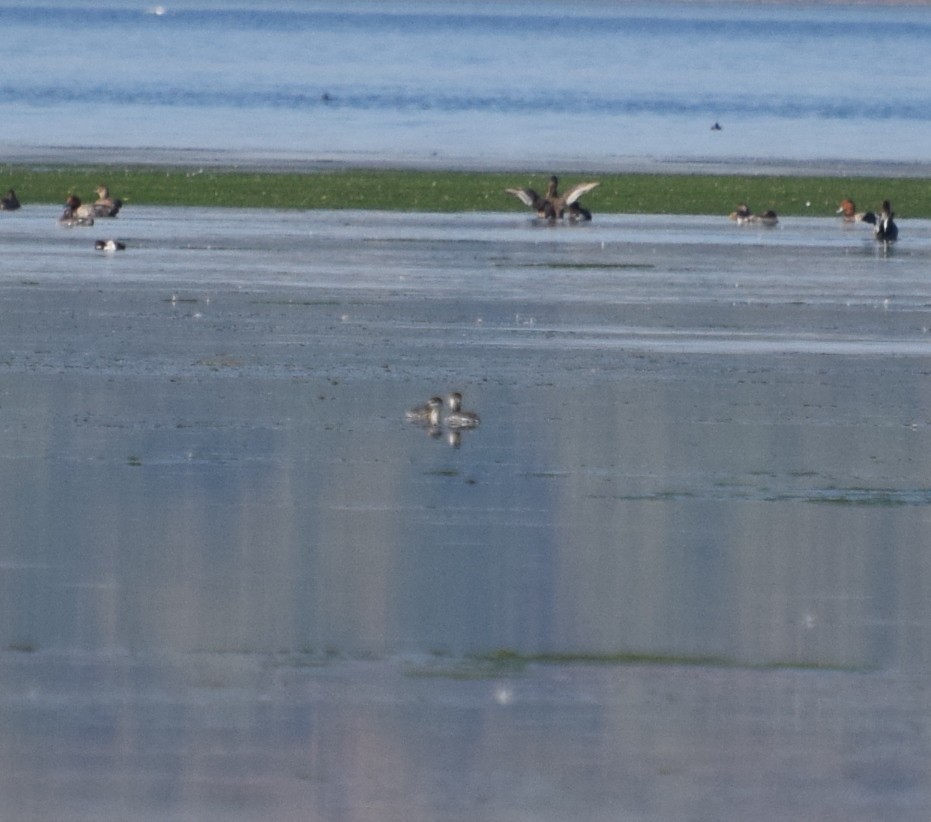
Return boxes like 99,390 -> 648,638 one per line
505,187 -> 543,209
563,181 -> 599,205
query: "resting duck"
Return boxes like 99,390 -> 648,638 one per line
94,239 -> 126,252
1,189 -> 21,210
93,185 -> 123,217
836,198 -> 875,224
506,175 -> 599,222
444,392 -> 480,429
864,200 -> 897,242
728,204 -> 778,226
58,195 -> 95,226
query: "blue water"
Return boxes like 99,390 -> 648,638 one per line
0,0 -> 931,168
3,0 -> 931,165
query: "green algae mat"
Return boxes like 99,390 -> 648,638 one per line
3,166 -> 929,217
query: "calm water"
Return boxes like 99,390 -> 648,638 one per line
3,0 -> 931,166
6,3 -> 931,807
2,206 -> 931,669
4,206 -> 931,818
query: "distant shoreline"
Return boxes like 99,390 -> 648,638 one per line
4,145 -> 931,178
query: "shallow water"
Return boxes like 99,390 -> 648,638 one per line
3,206 -> 931,819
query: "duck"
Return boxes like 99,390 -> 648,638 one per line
836,198 -> 876,224
405,396 -> 443,426
754,209 -> 779,227
444,392 -> 480,429
94,239 -> 126,252
867,200 -> 897,242
58,195 -> 95,226
506,175 -> 599,222
1,189 -> 21,210
93,184 -> 123,217
728,204 -> 778,226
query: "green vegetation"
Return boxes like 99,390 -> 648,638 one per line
3,164 -> 929,216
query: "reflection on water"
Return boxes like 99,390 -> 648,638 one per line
3,207 -> 931,819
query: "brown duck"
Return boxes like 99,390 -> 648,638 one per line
506,175 -> 599,222
93,184 -> 123,217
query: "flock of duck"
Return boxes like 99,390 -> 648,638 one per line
729,197 -> 898,242
1,184 -> 125,250
503,176 -> 899,243
58,185 -> 123,227
835,198 -> 898,242
406,391 -> 480,448
3,177 -> 901,246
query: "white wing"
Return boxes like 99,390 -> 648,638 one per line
563,181 -> 599,205
505,188 -> 539,208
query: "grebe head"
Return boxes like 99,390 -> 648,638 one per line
446,392 -> 463,412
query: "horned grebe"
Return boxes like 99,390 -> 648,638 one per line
406,396 -> 443,426
444,392 -> 480,429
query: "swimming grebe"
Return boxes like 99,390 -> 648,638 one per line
1,189 -> 21,210
506,176 -> 599,222
444,392 -> 480,429
93,185 -> 123,217
406,396 -> 443,426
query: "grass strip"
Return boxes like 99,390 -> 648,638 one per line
3,165 -> 929,217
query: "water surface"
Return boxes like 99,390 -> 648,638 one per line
3,0 -> 931,167
3,206 -> 931,819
